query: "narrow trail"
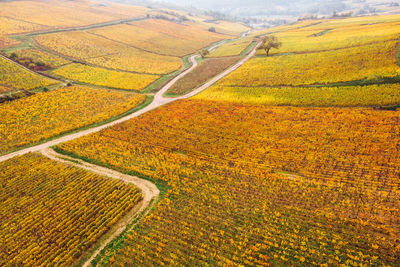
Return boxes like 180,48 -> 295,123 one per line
0,39 -> 261,266
41,148 -> 160,267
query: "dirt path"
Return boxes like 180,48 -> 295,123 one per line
0,41 -> 260,164
41,148 -> 160,267
0,39 -> 260,266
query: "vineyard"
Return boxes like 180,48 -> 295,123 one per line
207,37 -> 254,57
51,63 -> 159,90
195,83 -> 400,106
0,86 -> 145,154
0,153 -> 142,266
6,49 -> 71,69
220,40 -> 400,87
0,56 -> 56,93
89,20 -> 226,57
34,31 -> 182,74
166,56 -> 241,95
57,99 -> 400,266
1,0 -> 400,266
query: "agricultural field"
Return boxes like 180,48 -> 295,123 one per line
258,20 -> 400,55
89,19 -> 227,57
195,84 -> 400,107
167,56 -> 241,95
0,56 -> 57,93
51,63 -> 159,90
189,19 -> 250,36
5,49 -> 71,70
207,37 -> 254,57
0,153 -> 142,266
57,99 -> 400,266
34,31 -> 182,74
0,86 -> 145,154
0,0 -> 148,28
217,40 -> 400,87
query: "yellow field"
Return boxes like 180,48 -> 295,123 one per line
52,63 -> 159,90
89,19 -> 226,57
35,31 -> 182,74
0,0 -> 148,28
0,86 -> 145,154
0,153 -> 142,266
57,99 -> 400,266
190,19 -> 250,36
89,24 -> 197,57
220,41 -> 400,87
195,83 -> 400,106
207,37 -> 254,57
0,56 -> 57,92
6,49 -> 71,68
0,16 -> 46,47
260,20 -> 400,55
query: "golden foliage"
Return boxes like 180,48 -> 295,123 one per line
90,19 -> 226,57
0,56 -> 56,92
35,31 -> 181,74
195,83 -> 400,107
207,37 -> 254,57
58,99 -> 400,266
6,49 -> 71,68
0,86 -> 145,154
0,0 -> 148,28
221,41 -> 400,86
0,153 -> 142,266
52,63 -> 159,90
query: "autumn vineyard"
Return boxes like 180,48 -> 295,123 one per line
0,0 -> 400,266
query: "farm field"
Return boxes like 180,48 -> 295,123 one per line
34,31 -> 182,74
0,55 -> 57,93
89,20 -> 227,57
57,99 -> 400,266
207,37 -> 254,57
5,49 -> 71,69
219,40 -> 400,87
2,0 -> 400,265
0,153 -> 142,266
51,63 -> 159,91
166,56 -> 241,95
195,83 -> 400,106
0,0 -> 148,28
0,86 -> 145,154
257,19 -> 400,55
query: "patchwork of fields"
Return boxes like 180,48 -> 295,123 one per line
1,1 -> 400,266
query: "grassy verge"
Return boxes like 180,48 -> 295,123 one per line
141,55 -> 192,94
52,147 -> 169,266
163,56 -> 243,97
240,41 -> 257,56
0,95 -> 153,157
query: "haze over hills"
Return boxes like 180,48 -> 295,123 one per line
118,0 -> 400,25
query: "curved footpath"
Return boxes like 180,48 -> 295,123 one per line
0,41 -> 261,266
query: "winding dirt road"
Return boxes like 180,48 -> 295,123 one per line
0,41 -> 260,164
0,40 -> 261,266
41,148 -> 159,267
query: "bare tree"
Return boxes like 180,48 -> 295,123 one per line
260,35 -> 282,56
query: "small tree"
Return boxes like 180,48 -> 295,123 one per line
260,35 -> 282,56
208,27 -> 216,33
200,49 -> 209,58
